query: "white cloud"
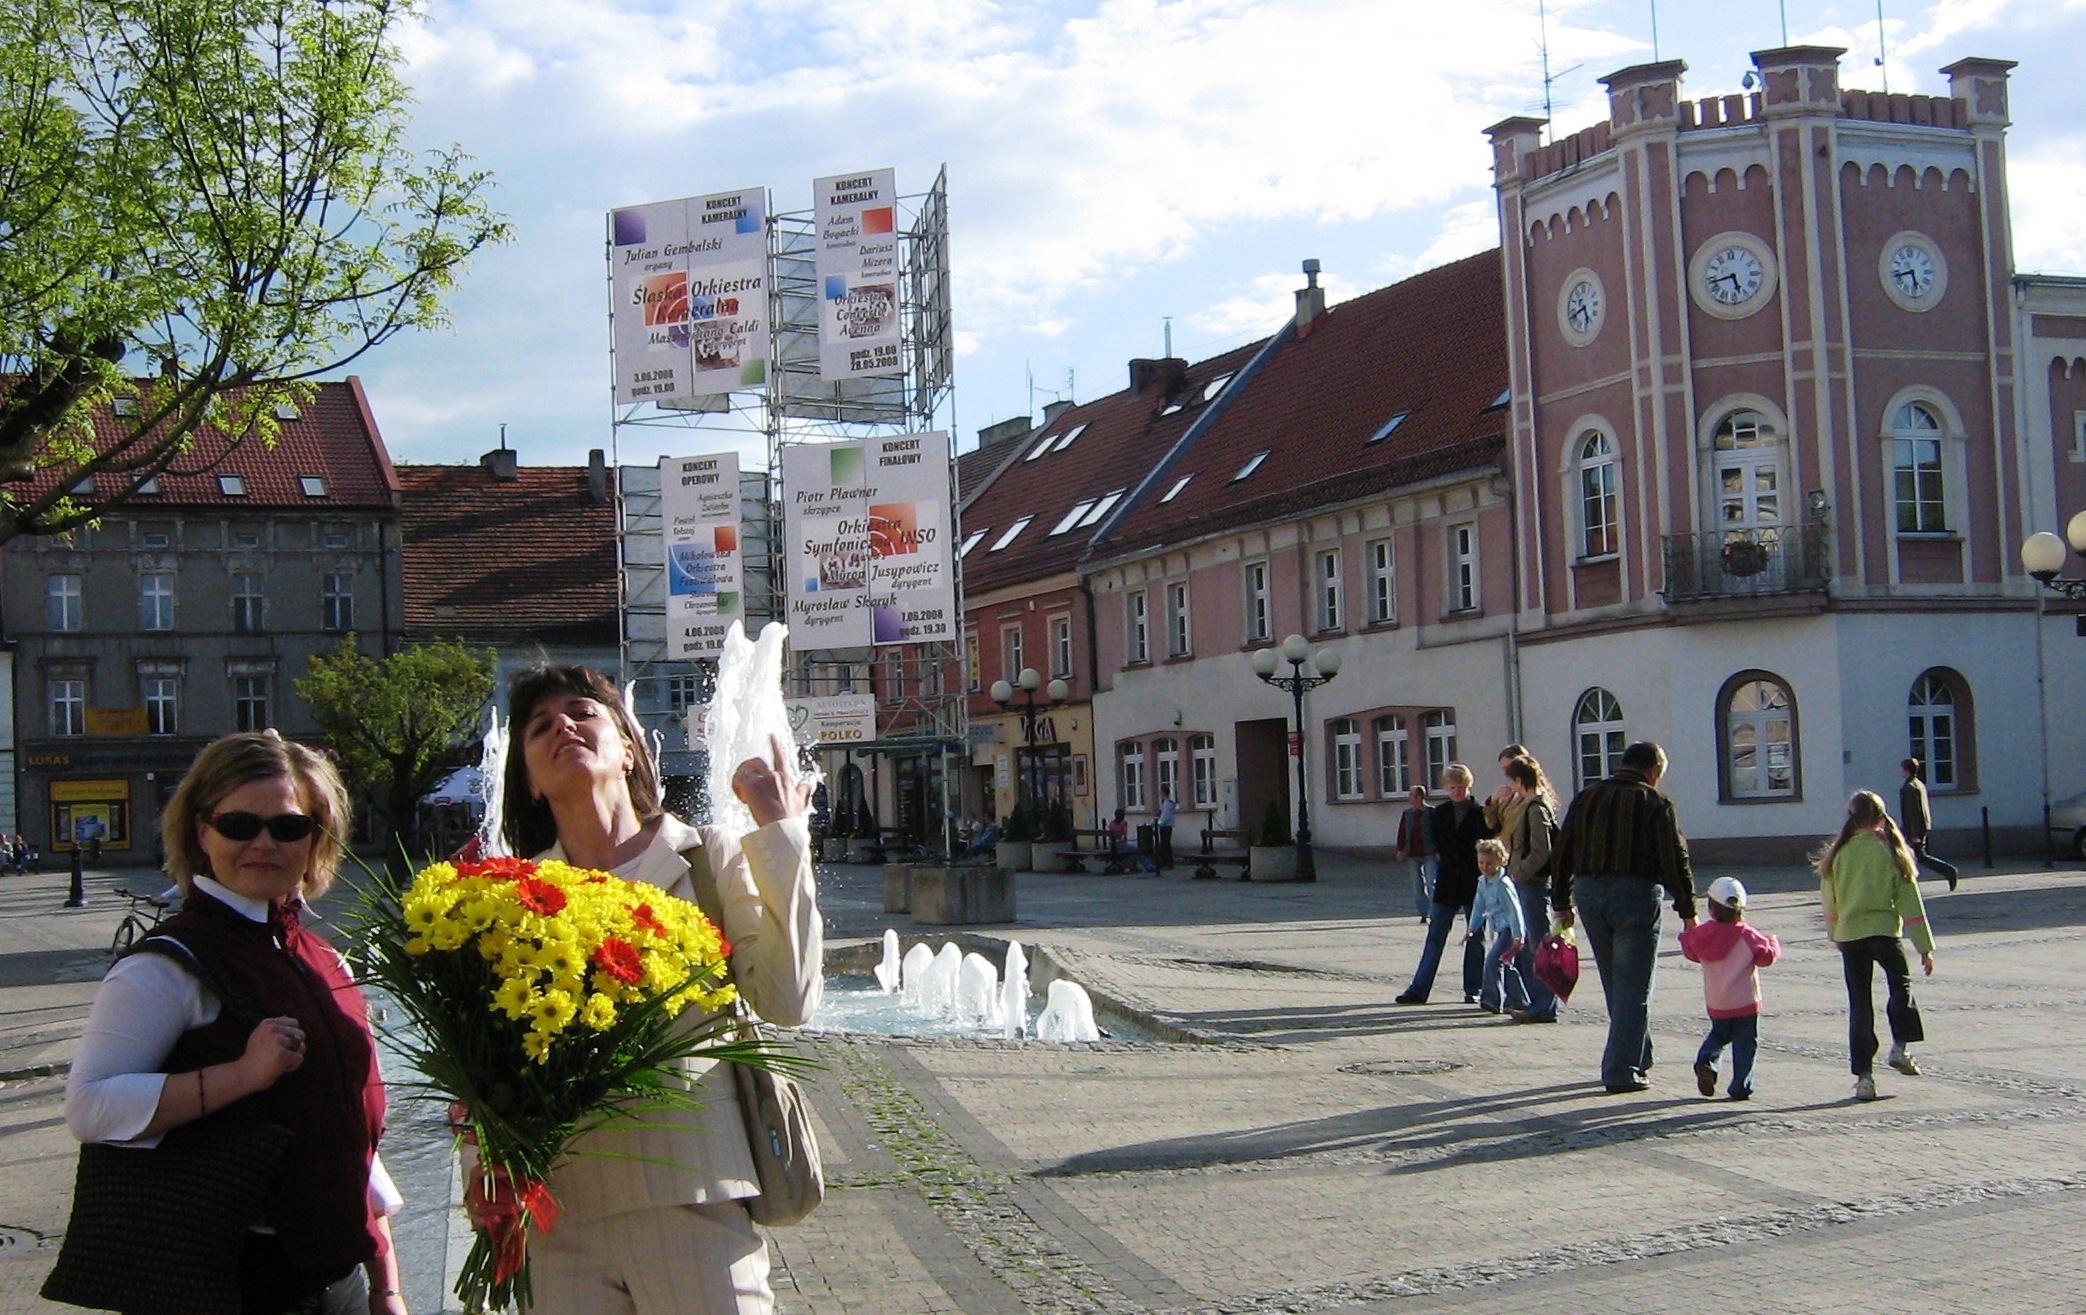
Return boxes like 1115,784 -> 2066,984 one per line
2011,138 -> 2086,273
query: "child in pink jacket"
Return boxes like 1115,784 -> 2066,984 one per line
1680,876 -> 1781,1101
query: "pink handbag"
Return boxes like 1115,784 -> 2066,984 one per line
1533,930 -> 1580,1002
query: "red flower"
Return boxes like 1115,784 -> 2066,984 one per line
630,903 -> 666,937
591,937 -> 643,985
516,877 -> 567,916
456,856 -> 535,882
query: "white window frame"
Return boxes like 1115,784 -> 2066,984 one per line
1050,614 -> 1073,678
1573,687 -> 1627,790
321,574 -> 354,632
140,572 -> 175,631
231,574 -> 265,633
144,676 -> 179,736
1127,589 -> 1149,664
1165,581 -> 1191,657
1120,744 -> 1147,811
1376,715 -> 1409,795
1889,401 -> 1949,535
1152,737 -> 1180,806
1366,539 -> 1395,625
1331,718 -> 1364,799
666,673 -> 703,711
1243,560 -> 1270,643
232,674 -> 271,732
1314,548 -> 1343,633
1189,734 -> 1217,809
49,678 -> 85,737
1578,431 -> 1620,559
47,574 -> 82,632
1724,676 -> 1796,800
1423,710 -> 1458,790
1448,523 -> 1479,613
1908,672 -> 1959,789
1001,625 -> 1024,682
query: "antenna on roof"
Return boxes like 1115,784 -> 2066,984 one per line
1533,1 -> 1579,144
1648,0 -> 1660,62
1778,0 -> 1789,46
1874,0 -> 1889,93
1163,316 -> 1173,358
498,422 -> 509,452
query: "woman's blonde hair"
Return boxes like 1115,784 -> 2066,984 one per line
1816,789 -> 1916,882
161,732 -> 353,898
1442,762 -> 1474,788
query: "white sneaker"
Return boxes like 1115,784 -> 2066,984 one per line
1887,1047 -> 1921,1076
1853,1074 -> 1879,1102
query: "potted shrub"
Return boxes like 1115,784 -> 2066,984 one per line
996,805 -> 1035,873
1249,800 -> 1298,882
1040,798 -> 1073,847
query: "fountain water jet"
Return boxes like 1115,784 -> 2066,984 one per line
1036,980 -> 1100,1042
874,929 -> 902,994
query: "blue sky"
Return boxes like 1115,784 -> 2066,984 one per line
361,0 -> 2086,470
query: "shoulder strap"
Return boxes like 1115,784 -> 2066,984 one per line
678,839 -> 723,927
128,933 -> 267,1030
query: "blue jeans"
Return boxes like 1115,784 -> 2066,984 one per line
1695,1014 -> 1759,1097
1480,931 -> 1530,1011
1513,879 -> 1559,1021
1409,858 -> 1436,919
1405,900 -> 1484,1000
1572,874 -> 1664,1088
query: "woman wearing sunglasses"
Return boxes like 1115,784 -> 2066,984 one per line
62,732 -> 409,1314
488,664 -> 820,1315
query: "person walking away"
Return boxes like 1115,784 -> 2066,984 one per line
1465,839 -> 1528,1014
1680,877 -> 1780,1101
1551,741 -> 1696,1094
1897,758 -> 1958,891
1820,789 -> 1936,1102
1392,786 -> 1435,922
1396,764 -> 1491,1005
1501,756 -> 1563,1024
1155,786 -> 1177,871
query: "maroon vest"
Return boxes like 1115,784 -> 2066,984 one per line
155,888 -> 385,1278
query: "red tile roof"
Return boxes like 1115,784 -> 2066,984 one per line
396,463 -> 619,645
958,343 -> 1264,595
1096,251 -> 1508,558
6,377 -> 401,509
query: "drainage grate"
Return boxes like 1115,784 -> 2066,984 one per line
0,1226 -> 45,1258
1338,1058 -> 1466,1076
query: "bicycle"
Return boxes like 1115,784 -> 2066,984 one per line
108,885 -> 170,957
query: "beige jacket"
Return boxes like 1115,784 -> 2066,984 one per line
540,813 -> 821,1221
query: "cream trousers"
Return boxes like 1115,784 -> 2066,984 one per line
529,1201 -> 773,1315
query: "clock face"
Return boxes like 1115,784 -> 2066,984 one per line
1703,246 -> 1765,306
1565,280 -> 1602,333
1888,245 -> 1936,298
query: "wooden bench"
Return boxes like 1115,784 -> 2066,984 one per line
1200,826 -> 1251,853
1193,851 -> 1251,881
1053,828 -> 1135,874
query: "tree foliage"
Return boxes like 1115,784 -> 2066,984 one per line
0,0 -> 508,540
297,637 -> 496,859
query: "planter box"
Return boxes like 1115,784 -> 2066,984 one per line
994,839 -> 1033,872
882,862 -> 911,914
846,839 -> 879,864
1249,845 -> 1299,882
821,837 -> 849,864
910,866 -> 1015,926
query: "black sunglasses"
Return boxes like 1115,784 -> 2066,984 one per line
204,811 -> 318,844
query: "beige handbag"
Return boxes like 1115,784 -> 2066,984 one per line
683,838 -> 826,1226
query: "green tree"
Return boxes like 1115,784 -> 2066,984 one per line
0,0 -> 508,541
297,637 -> 496,866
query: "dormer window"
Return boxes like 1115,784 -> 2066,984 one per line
218,475 -> 247,496
1367,410 -> 1411,444
1232,451 -> 1270,482
275,401 -> 302,421
136,475 -> 161,494
299,476 -> 328,498
112,396 -> 139,418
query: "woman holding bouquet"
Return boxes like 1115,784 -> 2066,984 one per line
62,731 -> 408,1314
496,665 -> 821,1315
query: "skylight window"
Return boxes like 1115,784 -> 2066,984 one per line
1485,387 -> 1511,410
1024,435 -> 1054,461
136,475 -> 160,495
218,474 -> 247,496
1368,410 -> 1411,444
1076,489 -> 1124,527
1232,451 -> 1270,482
958,529 -> 988,557
988,516 -> 1033,551
1051,500 -> 1097,535
1160,474 -> 1193,503
111,396 -> 139,418
1202,374 -> 1232,403
275,401 -> 302,421
1051,423 -> 1088,453
299,475 -> 328,497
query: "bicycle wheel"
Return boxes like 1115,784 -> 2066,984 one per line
109,917 -> 138,957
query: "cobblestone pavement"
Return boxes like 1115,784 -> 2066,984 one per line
2,853 -> 2081,1313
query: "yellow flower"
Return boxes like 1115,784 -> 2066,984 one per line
580,993 -> 617,1030
521,1030 -> 552,1063
493,974 -> 535,1021
405,935 -> 432,956
533,989 -> 578,1035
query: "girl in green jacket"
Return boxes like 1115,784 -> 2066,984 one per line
1818,790 -> 1937,1102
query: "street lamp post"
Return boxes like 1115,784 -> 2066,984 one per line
1251,634 -> 1342,883
991,667 -> 1070,827
2021,510 -> 2086,868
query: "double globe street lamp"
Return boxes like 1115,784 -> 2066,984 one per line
992,667 -> 1069,826
2021,510 -> 2086,602
1251,634 -> 1342,883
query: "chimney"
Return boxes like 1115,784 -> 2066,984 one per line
1040,399 -> 1076,427
482,422 -> 517,480
586,448 -> 609,503
977,415 -> 1034,451
1294,258 -> 1327,337
1128,356 -> 1188,398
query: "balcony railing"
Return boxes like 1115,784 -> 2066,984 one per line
1661,525 -> 1830,603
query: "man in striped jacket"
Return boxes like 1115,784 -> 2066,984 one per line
1552,741 -> 1696,1095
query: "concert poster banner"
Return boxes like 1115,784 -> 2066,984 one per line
659,451 -> 742,658
812,169 -> 902,381
782,433 -> 954,650
609,187 -> 768,405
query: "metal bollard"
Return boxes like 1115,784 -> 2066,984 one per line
66,846 -> 85,909
1981,806 -> 1993,869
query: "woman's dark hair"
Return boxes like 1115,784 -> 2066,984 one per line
501,665 -> 662,858
162,731 -> 352,898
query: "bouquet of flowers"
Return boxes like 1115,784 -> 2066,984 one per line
360,854 -> 771,1312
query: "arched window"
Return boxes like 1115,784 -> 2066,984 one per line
1709,409 -> 1784,542
1573,688 -> 1627,790
1908,669 -> 1973,790
1890,401 -> 1947,533
1579,431 -> 1619,558
1718,672 -> 1799,800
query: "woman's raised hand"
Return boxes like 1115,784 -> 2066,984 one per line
237,1015 -> 307,1088
733,733 -> 812,827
